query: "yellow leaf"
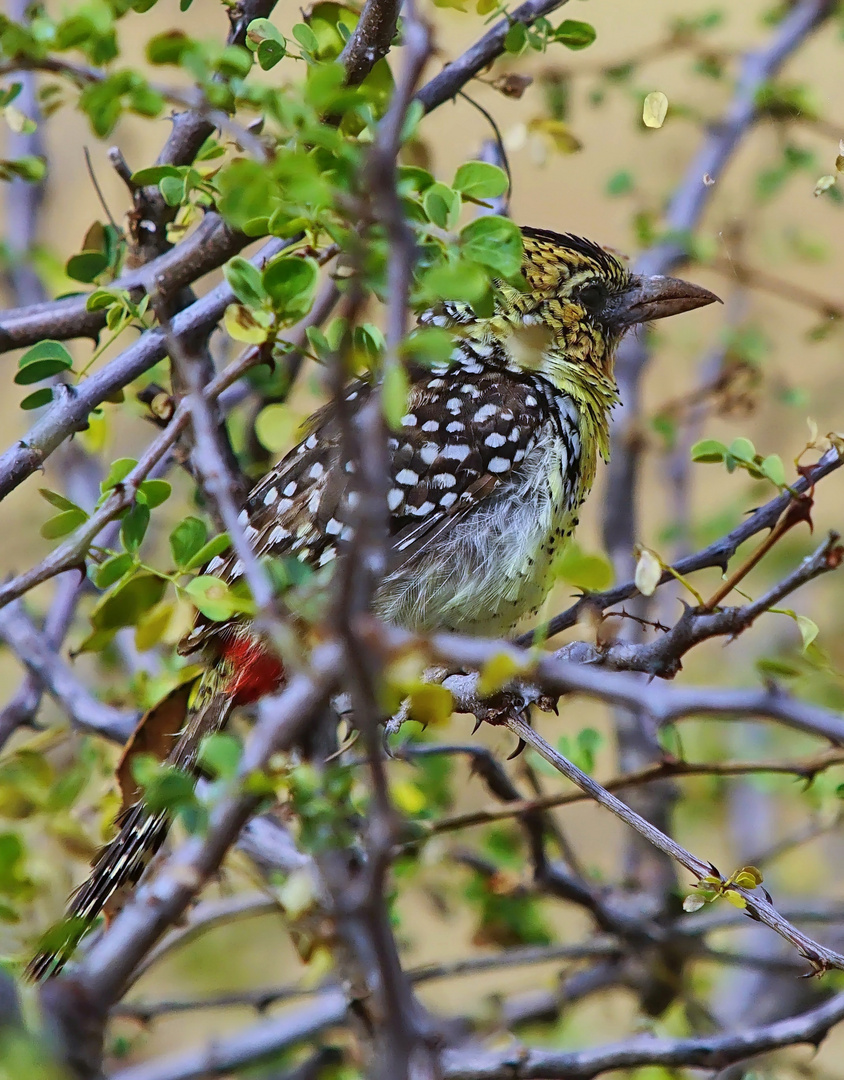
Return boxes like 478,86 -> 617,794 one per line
477,650 -> 524,697
642,91 -> 668,129
224,303 -> 270,344
407,683 -> 454,726
796,615 -> 819,652
527,117 -> 583,154
78,408 -> 108,455
391,779 -> 426,815
134,602 -> 174,652
634,548 -> 662,597
301,945 -> 334,989
814,174 -> 836,196
724,889 -> 747,909
278,867 -> 319,919
732,864 -> 763,888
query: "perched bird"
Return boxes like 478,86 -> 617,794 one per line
27,227 -> 718,979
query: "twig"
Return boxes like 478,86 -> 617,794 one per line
109,992 -> 348,1080
0,600 -> 137,742
415,0 -> 571,113
520,446 -> 843,643
424,747 -> 844,838
502,713 -> 844,974
440,989 -> 844,1078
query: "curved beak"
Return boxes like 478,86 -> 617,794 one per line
608,274 -> 721,327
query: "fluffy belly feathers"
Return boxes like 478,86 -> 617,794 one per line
375,428 -> 585,636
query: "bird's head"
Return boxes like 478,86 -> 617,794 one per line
502,227 -> 720,379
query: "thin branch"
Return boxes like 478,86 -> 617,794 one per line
440,989 -> 844,1079
0,600 -> 137,742
340,0 -> 401,88
502,713 -> 844,974
415,0 -> 570,113
0,270 -> 338,612
109,992 -> 348,1080
55,642 -> 342,1011
521,446 -> 843,643
425,747 -> 844,838
0,213 -> 251,352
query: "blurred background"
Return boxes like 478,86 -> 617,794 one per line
2,0 -> 844,1073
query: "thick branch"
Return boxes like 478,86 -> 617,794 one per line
0,214 -> 250,352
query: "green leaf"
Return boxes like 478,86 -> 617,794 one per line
690,439 -> 727,463
66,250 -> 109,283
146,30 -> 191,64
0,155 -> 46,183
90,573 -> 167,631
246,17 -> 285,49
224,256 -> 268,309
423,183 -> 460,229
41,509 -> 88,539
553,543 -> 613,591
16,340 -> 73,384
504,21 -> 527,54
101,458 -> 137,494
184,575 -> 255,621
262,256 -> 318,315
159,175 -> 185,207
461,216 -> 523,277
170,516 -> 208,569
185,530 -> 226,571
382,362 -> 410,430
38,488 -> 82,513
255,403 -> 302,454
20,388 -> 54,410
121,502 -> 150,553
198,732 -> 242,780
257,38 -> 286,69
292,22 -> 319,54
553,19 -> 596,50
95,553 -> 135,589
420,261 -> 487,305
132,757 -> 197,814
453,161 -> 509,200
135,601 -> 173,651
130,165 -> 181,186
796,615 -> 819,651
138,479 -> 171,508
728,436 -> 756,462
217,159 -> 278,230
760,454 -> 786,487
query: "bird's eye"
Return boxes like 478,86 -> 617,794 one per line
577,282 -> 606,314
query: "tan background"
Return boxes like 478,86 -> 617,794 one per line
2,0 -> 844,1070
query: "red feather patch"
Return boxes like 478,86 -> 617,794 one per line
221,637 -> 285,705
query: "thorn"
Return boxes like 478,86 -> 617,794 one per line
471,716 -> 483,735
507,737 -> 526,761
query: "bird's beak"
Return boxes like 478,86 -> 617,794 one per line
608,275 -> 721,327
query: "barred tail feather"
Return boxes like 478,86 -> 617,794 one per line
26,663 -> 236,981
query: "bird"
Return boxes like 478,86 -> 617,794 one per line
26,226 -> 718,979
